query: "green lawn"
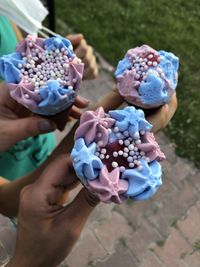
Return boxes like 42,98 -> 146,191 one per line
55,0 -> 200,167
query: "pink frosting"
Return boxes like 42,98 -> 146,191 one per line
8,80 -> 41,112
75,107 -> 115,146
87,166 -> 128,204
16,35 -> 44,55
138,132 -> 166,162
126,45 -> 157,61
69,57 -> 84,91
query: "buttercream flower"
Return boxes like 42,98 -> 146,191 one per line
71,106 -> 165,204
75,107 -> 115,146
71,138 -> 103,184
0,35 -> 84,128
88,166 -> 128,204
115,44 -> 179,108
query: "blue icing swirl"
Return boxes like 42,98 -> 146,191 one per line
115,57 -> 132,77
139,72 -> 169,105
121,159 -> 162,201
44,36 -> 74,58
109,106 -> 152,137
71,138 -> 103,184
0,52 -> 23,83
158,50 -> 179,90
36,80 -> 76,115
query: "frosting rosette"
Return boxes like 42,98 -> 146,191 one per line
71,106 -> 165,204
115,45 -> 179,108
0,35 -> 84,116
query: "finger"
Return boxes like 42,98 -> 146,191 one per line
67,33 -> 84,48
74,95 -> 90,108
81,46 -> 94,68
83,56 -> 98,80
5,117 -> 56,145
74,39 -> 88,59
69,106 -> 83,119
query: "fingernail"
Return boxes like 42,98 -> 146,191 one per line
39,120 -> 55,132
80,96 -> 90,103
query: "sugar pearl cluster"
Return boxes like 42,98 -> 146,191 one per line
129,53 -> 164,82
95,127 -> 150,172
18,41 -> 81,95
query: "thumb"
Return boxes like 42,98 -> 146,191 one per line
7,116 -> 56,143
67,33 -> 84,47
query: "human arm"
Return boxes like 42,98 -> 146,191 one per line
5,156 -> 99,267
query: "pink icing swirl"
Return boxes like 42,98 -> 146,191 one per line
87,166 -> 128,204
16,35 -> 44,56
69,57 -> 84,91
75,107 -> 115,146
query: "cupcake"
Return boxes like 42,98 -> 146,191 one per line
0,35 -> 84,130
71,106 -> 165,204
115,45 -> 179,111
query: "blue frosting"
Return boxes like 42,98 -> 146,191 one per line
121,159 -> 162,201
36,80 -> 76,115
0,52 -> 23,83
109,106 -> 152,137
139,73 -> 169,105
71,138 -> 103,184
44,36 -> 74,58
158,50 -> 179,89
115,58 -> 132,77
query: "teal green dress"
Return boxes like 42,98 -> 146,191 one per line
0,17 -> 56,180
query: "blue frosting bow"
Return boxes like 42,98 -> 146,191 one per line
44,36 -> 74,58
71,138 -> 103,184
121,159 -> 162,201
109,106 -> 152,137
0,52 -> 23,83
36,80 -> 76,115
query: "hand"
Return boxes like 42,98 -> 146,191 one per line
67,34 -> 98,80
7,155 -> 99,267
0,83 -> 89,152
147,93 -> 178,133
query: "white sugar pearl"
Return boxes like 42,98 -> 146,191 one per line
127,156 -> 133,163
128,144 -> 134,151
63,63 -> 69,68
73,157 -> 79,163
140,130 -> 145,135
148,54 -> 153,59
123,153 -> 128,158
153,61 -> 158,67
39,81 -> 44,86
147,61 -> 152,66
129,163 -> 135,168
134,160 -> 139,165
124,147 -> 129,153
116,133 -> 122,138
123,131 -> 129,137
97,141 -> 103,147
100,154 -> 105,160
18,63 -> 22,68
113,127 -> 119,133
135,140 -> 141,145
137,165 -> 143,171
120,166 -> 125,172
97,132 -> 102,138
68,86 -> 73,90
101,148 -> 107,154
129,151 -> 135,156
124,140 -> 130,146
113,151 -> 118,157
118,140 -> 123,145
24,94 -> 30,98
95,152 -> 100,156
118,150 -> 123,156
140,151 -> 145,156
134,132 -> 140,139
105,155 -> 110,159
112,161 -> 118,168
146,157 -> 150,163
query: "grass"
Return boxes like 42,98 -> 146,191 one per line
194,240 -> 200,251
55,0 -> 200,167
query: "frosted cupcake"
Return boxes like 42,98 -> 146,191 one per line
115,45 -> 179,109
71,106 -> 165,204
0,35 -> 84,130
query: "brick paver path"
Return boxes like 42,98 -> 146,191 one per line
0,61 -> 199,267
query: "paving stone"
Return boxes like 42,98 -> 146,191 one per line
91,211 -> 133,253
182,253 -> 200,267
94,243 -> 138,267
65,229 -> 107,267
190,172 -> 200,192
154,228 -> 192,267
139,251 -> 165,267
126,220 -> 162,260
177,206 -> 200,244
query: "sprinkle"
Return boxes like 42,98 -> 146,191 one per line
124,147 -> 129,153
124,140 -> 130,146
113,151 -> 118,157
137,165 -> 143,171
134,132 -> 140,139
100,154 -> 105,160
123,153 -> 128,158
135,140 -> 141,145
129,151 -> 135,156
128,144 -> 134,151
123,131 -> 129,137
148,54 -> 153,59
140,151 -> 145,156
73,157 -> 79,163
152,61 -> 158,67
129,163 -> 135,168
68,86 -> 73,90
120,166 -> 125,172
113,127 -> 119,133
140,130 -> 145,135
97,132 -> 102,138
101,148 -> 107,154
95,152 -> 100,156
118,150 -> 123,155
24,94 -> 30,99
105,155 -> 110,159
118,139 -> 123,145
97,141 -> 103,147
146,157 -> 150,163
112,161 -> 118,168
116,133 -> 122,138
127,156 -> 133,163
